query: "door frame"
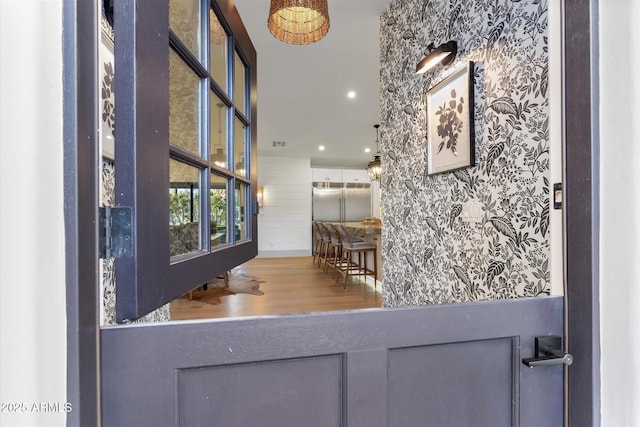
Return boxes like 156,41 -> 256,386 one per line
63,0 -> 101,425
62,0 -> 600,425
563,0 -> 600,425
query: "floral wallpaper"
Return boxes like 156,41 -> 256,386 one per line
101,161 -> 116,325
380,0 -> 551,306
99,15 -> 170,325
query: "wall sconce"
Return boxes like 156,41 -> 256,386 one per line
257,186 -> 264,208
415,40 -> 458,74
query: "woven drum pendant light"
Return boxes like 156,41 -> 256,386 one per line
267,0 -> 330,45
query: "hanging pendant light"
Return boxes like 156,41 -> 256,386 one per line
212,103 -> 227,168
367,124 -> 382,182
267,0 -> 330,45
235,159 -> 246,177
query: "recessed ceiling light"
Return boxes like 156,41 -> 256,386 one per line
347,91 -> 356,99
318,145 -> 325,151
364,148 -> 371,153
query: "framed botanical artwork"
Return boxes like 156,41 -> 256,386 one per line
99,19 -> 115,160
426,61 -> 475,175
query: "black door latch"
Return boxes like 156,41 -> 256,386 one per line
522,336 -> 573,368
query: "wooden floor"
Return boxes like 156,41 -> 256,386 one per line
170,256 -> 382,320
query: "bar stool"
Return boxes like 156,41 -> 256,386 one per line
334,224 -> 377,288
324,223 -> 344,277
315,222 -> 333,269
312,221 -> 325,267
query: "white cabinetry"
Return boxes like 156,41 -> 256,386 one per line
341,169 -> 370,184
311,168 -> 370,184
311,168 -> 343,183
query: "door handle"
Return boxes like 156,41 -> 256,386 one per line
522,336 -> 573,368
522,353 -> 573,367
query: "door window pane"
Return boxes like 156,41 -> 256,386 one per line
234,51 -> 246,116
111,0 -> 257,321
209,9 -> 227,92
169,0 -> 201,56
210,93 -> 228,168
234,117 -> 247,177
169,49 -> 201,155
235,181 -> 248,241
169,159 -> 202,257
210,173 -> 229,249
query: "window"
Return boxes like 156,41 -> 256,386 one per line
114,0 -> 257,322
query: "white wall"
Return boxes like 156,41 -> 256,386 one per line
599,1 -> 640,425
257,156 -> 312,257
0,1 -> 67,426
371,180 -> 381,219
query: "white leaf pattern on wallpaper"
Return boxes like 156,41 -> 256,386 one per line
380,0 -> 550,305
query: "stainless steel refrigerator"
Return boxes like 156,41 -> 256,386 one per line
312,182 -> 371,222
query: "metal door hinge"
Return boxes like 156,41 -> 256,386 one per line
99,206 -> 132,259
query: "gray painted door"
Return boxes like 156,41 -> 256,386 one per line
101,296 -> 564,426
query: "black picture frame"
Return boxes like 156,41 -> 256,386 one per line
426,61 -> 475,175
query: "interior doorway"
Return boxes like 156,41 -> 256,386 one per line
64,0 -> 599,424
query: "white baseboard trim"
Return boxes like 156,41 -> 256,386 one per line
256,250 -> 311,258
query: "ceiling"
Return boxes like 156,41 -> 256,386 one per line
233,0 -> 391,168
